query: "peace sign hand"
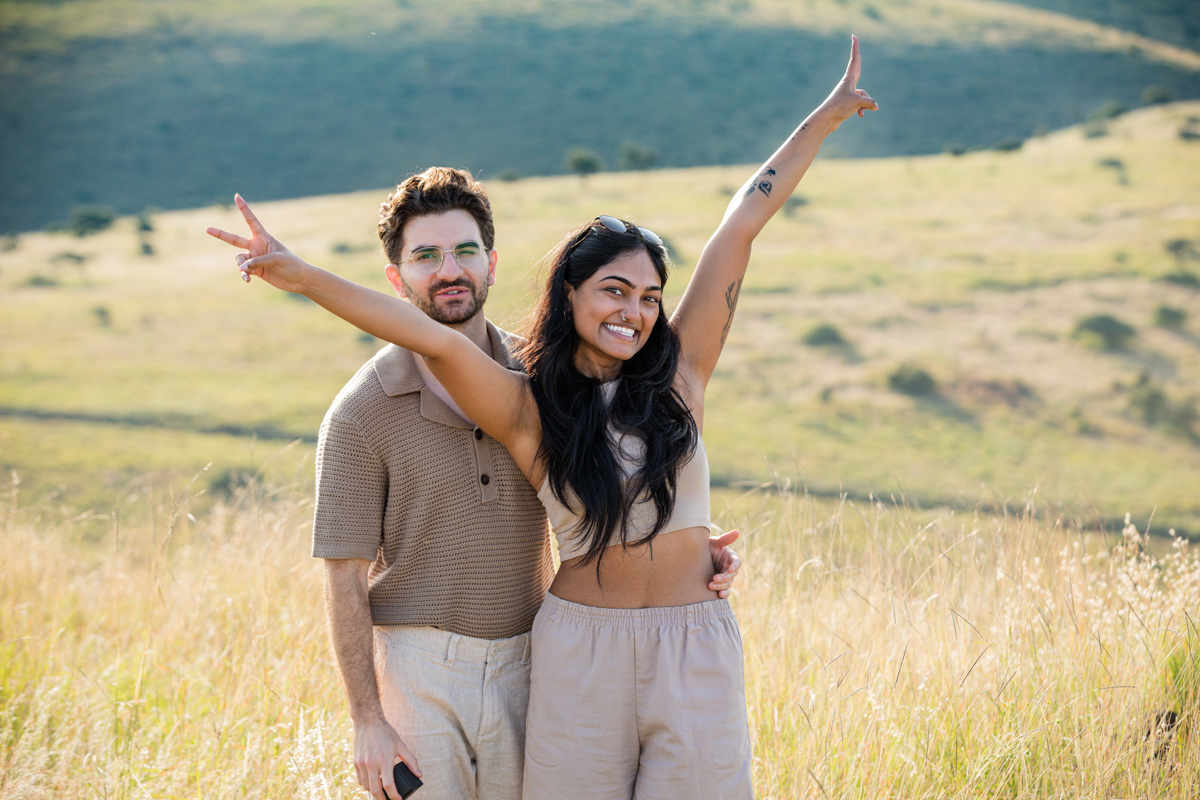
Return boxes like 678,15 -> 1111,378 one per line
818,35 -> 879,131
205,194 -> 313,294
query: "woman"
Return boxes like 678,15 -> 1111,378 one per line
216,38 -> 875,798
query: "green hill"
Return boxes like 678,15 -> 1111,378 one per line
1,101 -> 1198,535
1,0 -> 1198,232
1006,0 -> 1200,50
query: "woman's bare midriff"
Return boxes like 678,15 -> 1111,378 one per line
548,526 -> 718,608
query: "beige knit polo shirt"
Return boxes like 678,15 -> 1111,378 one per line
312,321 -> 553,640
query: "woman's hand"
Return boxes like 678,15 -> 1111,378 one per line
206,194 -> 314,294
708,528 -> 743,599
817,35 -> 879,131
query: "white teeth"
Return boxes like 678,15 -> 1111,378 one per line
604,324 -> 635,337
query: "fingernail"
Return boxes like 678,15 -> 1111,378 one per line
242,273 -> 250,283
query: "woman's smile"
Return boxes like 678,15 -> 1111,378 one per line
603,322 -> 637,341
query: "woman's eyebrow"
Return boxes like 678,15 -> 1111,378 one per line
600,275 -> 662,292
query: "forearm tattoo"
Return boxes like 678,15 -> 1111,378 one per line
719,278 -> 743,346
742,167 -> 775,198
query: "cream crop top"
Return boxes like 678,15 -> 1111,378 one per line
537,433 -> 711,563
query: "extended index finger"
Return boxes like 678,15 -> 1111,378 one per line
234,194 -> 268,237
205,226 -> 251,250
845,34 -> 861,86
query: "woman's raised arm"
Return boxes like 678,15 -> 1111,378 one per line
671,36 -> 878,390
206,196 -> 540,469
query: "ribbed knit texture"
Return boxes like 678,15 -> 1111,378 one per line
312,327 -> 554,640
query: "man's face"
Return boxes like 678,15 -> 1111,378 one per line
385,210 -> 497,325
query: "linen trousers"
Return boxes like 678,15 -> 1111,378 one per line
374,625 -> 531,800
522,592 -> 754,800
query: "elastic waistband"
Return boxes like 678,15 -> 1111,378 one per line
540,591 -> 736,630
374,625 -> 530,665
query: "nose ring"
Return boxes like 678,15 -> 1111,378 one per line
621,311 -> 628,322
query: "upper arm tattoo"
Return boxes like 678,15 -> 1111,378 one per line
742,167 -> 776,198
719,278 -> 743,346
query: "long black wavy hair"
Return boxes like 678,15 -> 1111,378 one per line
516,218 -> 698,569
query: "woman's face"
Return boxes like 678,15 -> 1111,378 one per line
565,249 -> 664,381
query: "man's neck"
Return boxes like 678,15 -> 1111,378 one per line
450,312 -> 492,354
414,312 -> 491,424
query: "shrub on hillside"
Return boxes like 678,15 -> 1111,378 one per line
1154,305 -> 1187,330
69,205 -> 115,237
618,142 -> 659,171
1091,100 -> 1127,121
1142,86 -> 1172,105
1125,372 -> 1197,434
564,147 -> 604,177
1073,314 -> 1135,350
992,137 -> 1023,152
802,323 -> 846,347
887,364 -> 936,396
1096,157 -> 1127,184
1160,272 -> 1200,288
1165,238 -> 1196,266
496,169 -> 522,182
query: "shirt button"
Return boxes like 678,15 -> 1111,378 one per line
480,474 -> 490,485
474,429 -> 483,440
490,646 -> 499,657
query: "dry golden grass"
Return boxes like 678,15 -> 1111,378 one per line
2,474 -> 1197,798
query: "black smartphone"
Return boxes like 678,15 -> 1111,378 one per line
391,761 -> 423,799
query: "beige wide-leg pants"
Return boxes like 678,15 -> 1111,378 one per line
523,592 -> 754,800
374,625 -> 531,800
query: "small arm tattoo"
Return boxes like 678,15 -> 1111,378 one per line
719,278 -> 743,346
742,167 -> 776,198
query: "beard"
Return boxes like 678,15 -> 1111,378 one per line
401,275 -> 489,325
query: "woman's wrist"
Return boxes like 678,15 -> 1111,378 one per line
803,105 -> 841,137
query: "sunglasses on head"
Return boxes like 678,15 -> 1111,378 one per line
591,215 -> 664,247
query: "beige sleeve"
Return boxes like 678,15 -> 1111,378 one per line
311,410 -> 389,561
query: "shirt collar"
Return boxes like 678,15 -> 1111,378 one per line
372,318 -> 521,398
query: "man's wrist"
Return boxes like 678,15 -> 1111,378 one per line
350,705 -> 389,727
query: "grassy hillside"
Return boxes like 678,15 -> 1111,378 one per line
1,101 -> 1198,534
1,0 -> 1199,231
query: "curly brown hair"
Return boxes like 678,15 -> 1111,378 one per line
378,167 -> 494,265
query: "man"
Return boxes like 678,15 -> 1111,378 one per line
207,167 -> 740,800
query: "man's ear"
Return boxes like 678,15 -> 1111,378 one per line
486,249 -> 498,288
384,264 -> 407,298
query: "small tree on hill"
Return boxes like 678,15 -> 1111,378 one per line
618,142 -> 658,171
1073,314 -> 1135,350
69,206 -> 115,237
564,147 -> 604,178
1165,238 -> 1196,267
